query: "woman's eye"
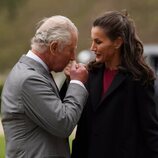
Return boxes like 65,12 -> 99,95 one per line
95,39 -> 102,44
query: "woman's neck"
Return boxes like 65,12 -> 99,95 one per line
105,60 -> 120,70
105,51 -> 121,70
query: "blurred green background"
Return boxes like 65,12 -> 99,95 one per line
0,0 -> 158,79
0,0 -> 158,157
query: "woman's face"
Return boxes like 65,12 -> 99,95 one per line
90,26 -> 120,64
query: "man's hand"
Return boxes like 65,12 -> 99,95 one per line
64,60 -> 75,79
70,61 -> 88,84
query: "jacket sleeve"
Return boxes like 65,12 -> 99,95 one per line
22,75 -> 88,138
136,81 -> 158,157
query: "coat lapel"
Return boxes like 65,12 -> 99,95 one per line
95,71 -> 127,110
19,55 -> 60,98
89,65 -> 104,110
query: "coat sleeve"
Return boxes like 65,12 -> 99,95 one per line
22,75 -> 88,138
136,81 -> 158,157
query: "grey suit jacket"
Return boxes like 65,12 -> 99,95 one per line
1,55 -> 88,158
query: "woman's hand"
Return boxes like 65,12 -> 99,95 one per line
64,60 -> 77,79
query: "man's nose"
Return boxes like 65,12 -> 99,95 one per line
71,52 -> 75,60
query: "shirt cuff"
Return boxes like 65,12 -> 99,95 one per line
70,80 -> 86,90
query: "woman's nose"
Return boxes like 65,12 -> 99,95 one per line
90,42 -> 96,52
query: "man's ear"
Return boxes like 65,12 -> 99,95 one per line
50,41 -> 58,54
114,37 -> 123,49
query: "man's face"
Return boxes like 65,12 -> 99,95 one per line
50,32 -> 78,72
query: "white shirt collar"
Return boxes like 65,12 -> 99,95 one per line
26,50 -> 49,72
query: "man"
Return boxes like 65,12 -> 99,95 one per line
1,15 -> 88,158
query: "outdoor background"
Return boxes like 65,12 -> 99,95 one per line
0,0 -> 158,157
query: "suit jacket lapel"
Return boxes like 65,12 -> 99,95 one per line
19,55 -> 60,98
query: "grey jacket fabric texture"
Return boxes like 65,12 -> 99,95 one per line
1,55 -> 88,158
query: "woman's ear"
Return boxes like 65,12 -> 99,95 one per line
114,37 -> 123,49
50,41 -> 58,54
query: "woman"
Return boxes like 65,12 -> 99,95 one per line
71,11 -> 158,158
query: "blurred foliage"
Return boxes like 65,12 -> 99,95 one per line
0,84 -> 3,113
0,0 -> 26,20
0,0 -> 158,77
0,135 -> 5,158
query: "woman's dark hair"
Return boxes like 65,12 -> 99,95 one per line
89,10 -> 155,85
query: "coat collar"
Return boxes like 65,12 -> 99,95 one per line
100,71 -> 127,103
89,65 -> 104,110
19,55 -> 60,97
89,65 -> 127,111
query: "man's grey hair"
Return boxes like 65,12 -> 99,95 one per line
31,15 -> 78,53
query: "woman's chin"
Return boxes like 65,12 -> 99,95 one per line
96,58 -> 104,63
